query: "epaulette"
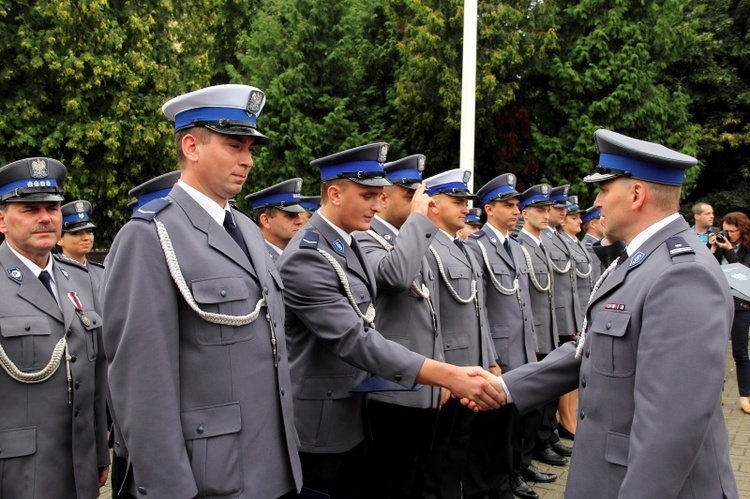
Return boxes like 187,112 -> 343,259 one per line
299,230 -> 320,249
88,260 -> 105,269
53,253 -> 88,272
469,230 -> 486,240
666,236 -> 695,261
131,197 -> 171,221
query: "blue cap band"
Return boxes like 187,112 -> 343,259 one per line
426,182 -> 470,196
581,208 -> 601,224
599,153 -> 686,185
519,193 -> 548,210
481,184 -> 517,206
63,213 -> 90,225
550,193 -> 568,203
250,192 -> 301,208
174,107 -> 258,131
386,168 -> 423,183
0,178 -> 59,198
320,160 -> 384,182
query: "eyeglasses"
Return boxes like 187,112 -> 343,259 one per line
726,228 -> 740,234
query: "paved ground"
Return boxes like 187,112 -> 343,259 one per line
98,345 -> 749,498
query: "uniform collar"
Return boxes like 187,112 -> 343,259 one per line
317,210 -> 352,245
373,214 -> 399,236
6,243 -> 53,279
177,179 -> 230,227
520,228 -> 542,246
485,223 -> 508,244
625,212 -> 681,257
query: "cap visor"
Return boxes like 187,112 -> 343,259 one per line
277,204 -> 308,213
583,172 -> 619,183
64,222 -> 96,232
205,125 -> 271,145
350,177 -> 392,187
5,193 -> 64,203
392,181 -> 422,190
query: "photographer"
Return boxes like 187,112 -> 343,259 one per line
711,211 -> 750,414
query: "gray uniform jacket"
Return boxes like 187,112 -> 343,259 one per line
582,233 -> 603,284
277,212 -> 426,454
265,241 -> 280,263
466,227 -> 537,371
567,235 -> 594,317
354,214 -> 443,409
544,228 -> 582,336
101,185 -> 301,499
424,231 -> 496,368
0,244 -> 108,499
516,232 -> 558,354
504,217 -> 738,498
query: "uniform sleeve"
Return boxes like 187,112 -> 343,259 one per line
618,261 -> 730,498
355,213 -> 437,293
279,245 -> 426,386
100,221 -> 198,498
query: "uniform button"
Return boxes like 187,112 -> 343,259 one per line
585,349 -> 590,358
75,381 -> 80,389
394,374 -> 402,381
74,409 -> 80,417
92,319 -> 97,325
360,293 -> 364,299
263,286 -> 269,296
66,329 -> 73,337
606,321 -> 612,330
196,425 -> 204,435
446,343 -> 451,349
137,486 -> 147,495
24,324 -> 31,331
425,233 -> 432,238
220,289 -> 227,297
580,411 -> 585,420
580,379 -> 586,388
326,389 -> 333,397
115,441 -> 121,447
273,320 -> 278,328
70,355 -> 77,363
280,388 -> 285,396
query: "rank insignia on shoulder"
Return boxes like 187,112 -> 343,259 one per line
59,266 -> 70,280
300,231 -> 320,249
132,196 -> 172,221
666,236 -> 695,257
629,251 -> 646,267
7,267 -> 23,282
470,230 -> 485,240
332,238 -> 346,255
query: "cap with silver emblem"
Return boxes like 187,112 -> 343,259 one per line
581,206 -> 601,224
300,195 -> 321,213
162,84 -> 270,145
312,143 -> 391,187
423,169 -> 475,199
61,200 -> 96,232
475,173 -> 519,206
518,184 -> 553,211
583,129 -> 697,185
245,178 -> 307,213
550,184 -> 570,208
565,195 -> 580,215
0,158 -> 66,203
383,154 -> 426,190
127,170 -> 181,212
465,208 -> 483,226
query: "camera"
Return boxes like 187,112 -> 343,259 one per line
716,230 -> 729,244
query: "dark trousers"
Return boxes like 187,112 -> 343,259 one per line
412,398 -> 474,499
512,408 -> 538,473
533,352 -> 560,450
298,443 -> 367,499
462,405 -> 515,499
732,309 -> 750,397
362,400 -> 440,499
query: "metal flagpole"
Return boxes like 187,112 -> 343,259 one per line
460,0 -> 478,192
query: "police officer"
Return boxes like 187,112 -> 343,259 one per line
299,194 -> 321,222
561,197 -> 595,317
420,169 -> 499,498
458,207 -> 483,240
487,129 -> 738,498
0,157 -> 109,498
245,178 -> 307,262
581,206 -> 604,282
464,173 -> 539,499
101,84 -> 302,498
57,199 -> 105,285
277,146 -> 503,498
353,154 -> 446,498
126,170 -> 181,213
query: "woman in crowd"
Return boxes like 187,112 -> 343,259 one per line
712,211 -> 750,414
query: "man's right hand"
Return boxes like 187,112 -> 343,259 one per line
410,184 -> 432,217
459,368 -> 507,411
445,366 -> 506,411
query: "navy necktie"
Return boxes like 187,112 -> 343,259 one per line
38,270 -> 57,303
503,238 -> 512,258
223,211 -> 250,259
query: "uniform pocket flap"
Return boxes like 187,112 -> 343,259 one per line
604,431 -> 629,466
491,325 -> 511,339
81,310 -> 102,331
447,267 -> 470,279
490,264 -> 510,275
590,309 -> 631,337
298,375 -> 355,400
0,427 -> 37,459
191,276 -> 249,304
444,331 -> 470,350
0,316 -> 51,337
181,402 -> 241,441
